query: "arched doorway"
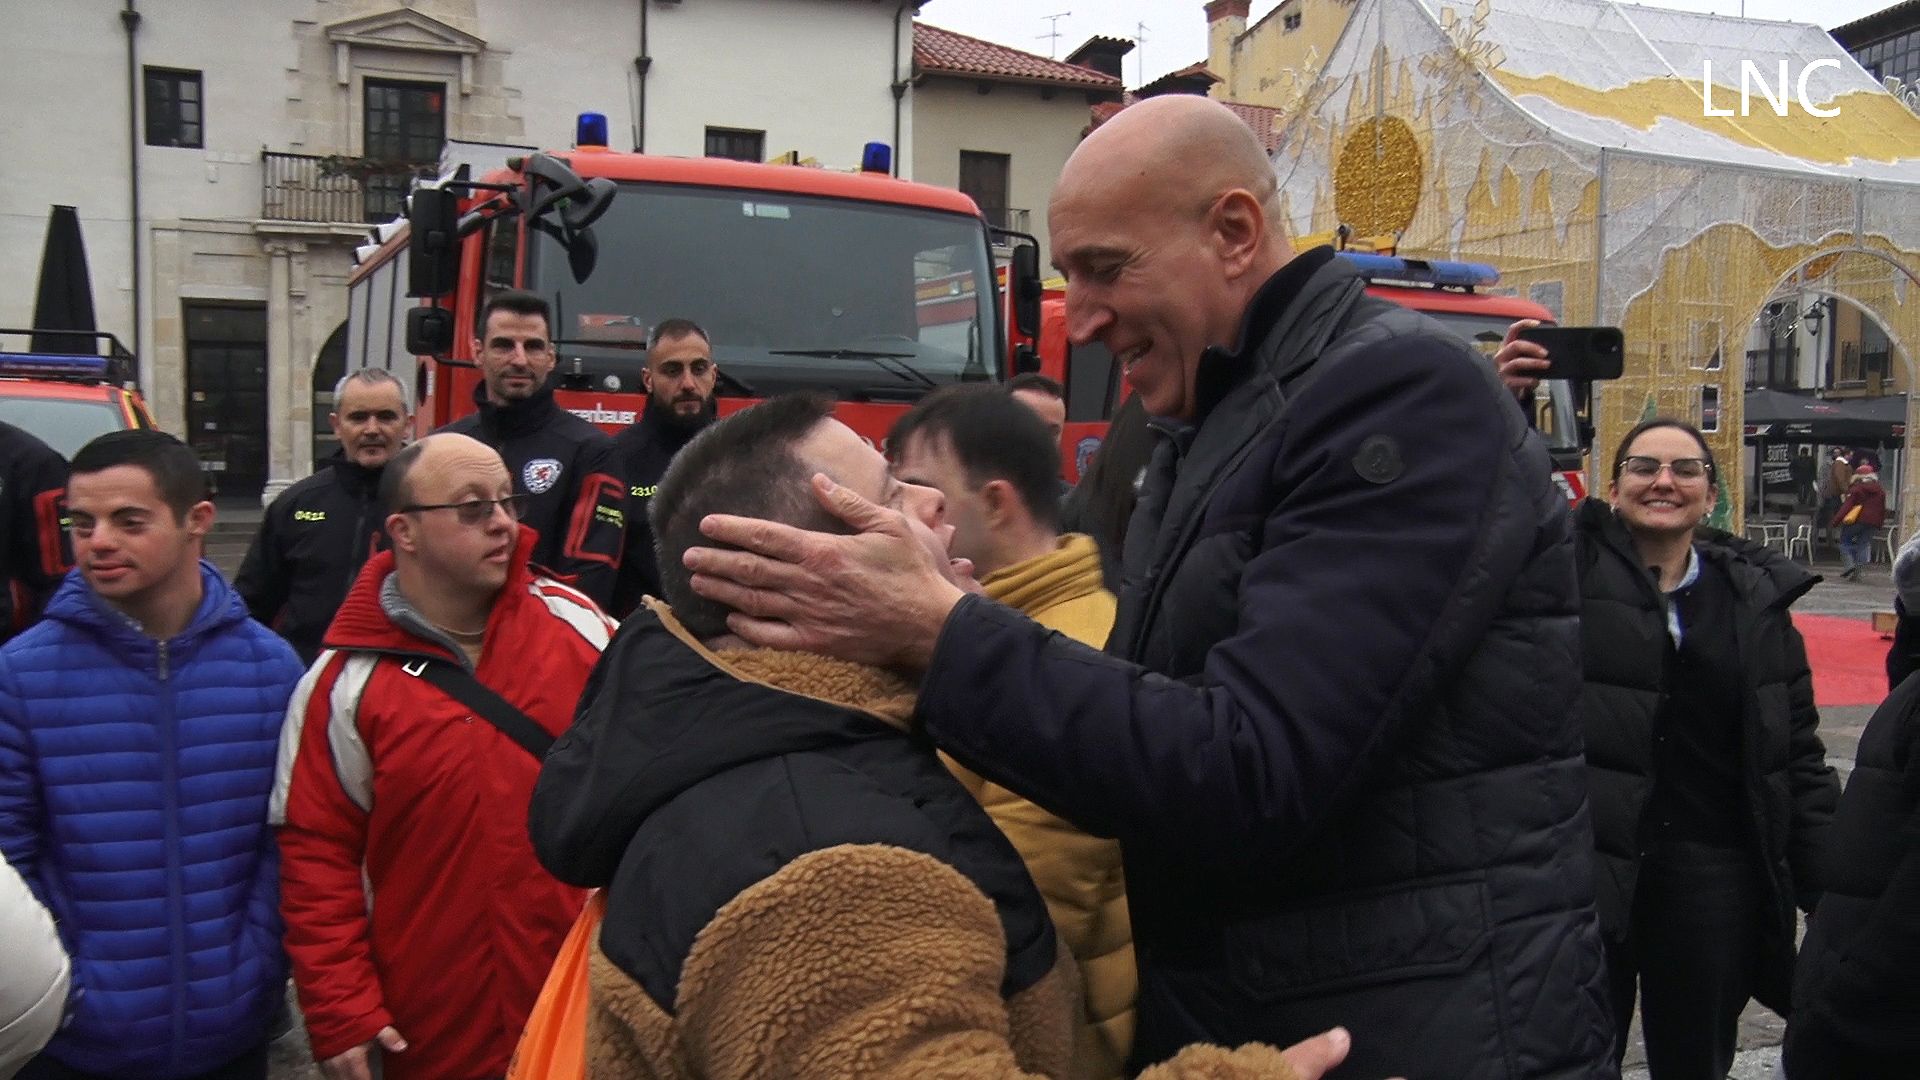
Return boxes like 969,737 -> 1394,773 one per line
311,321 -> 348,468
1739,259 -> 1917,562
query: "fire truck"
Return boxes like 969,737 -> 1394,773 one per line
347,114 -> 1042,447
1020,251 -> 1588,496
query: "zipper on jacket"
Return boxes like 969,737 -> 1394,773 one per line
157,640 -> 188,1072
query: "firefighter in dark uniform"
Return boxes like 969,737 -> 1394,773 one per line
440,289 -> 625,608
0,420 -> 70,646
235,368 -> 409,663
608,317 -> 719,618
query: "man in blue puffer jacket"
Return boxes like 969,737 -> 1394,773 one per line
0,430 -> 303,1080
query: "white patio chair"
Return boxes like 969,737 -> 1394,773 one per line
1788,523 -> 1814,562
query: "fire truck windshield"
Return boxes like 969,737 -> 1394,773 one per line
1423,311 -> 1582,461
525,181 -> 1000,397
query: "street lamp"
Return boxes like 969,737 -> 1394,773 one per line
1802,302 -> 1825,338
1765,301 -> 1826,338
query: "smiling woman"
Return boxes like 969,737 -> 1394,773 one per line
1572,416 -> 1840,1075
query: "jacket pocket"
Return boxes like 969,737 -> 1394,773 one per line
1223,874 -> 1492,1000
1202,876 -> 1515,1077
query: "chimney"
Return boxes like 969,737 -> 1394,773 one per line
1065,35 -> 1135,82
1205,0 -> 1249,98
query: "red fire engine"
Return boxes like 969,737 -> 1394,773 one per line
347,114 -> 1043,449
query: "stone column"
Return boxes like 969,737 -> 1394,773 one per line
263,241 -> 297,505
289,246 -> 315,483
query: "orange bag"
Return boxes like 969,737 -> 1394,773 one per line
1843,504 -> 1864,525
507,890 -> 605,1080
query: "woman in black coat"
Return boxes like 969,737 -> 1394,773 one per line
1782,536 -> 1920,1078
1575,418 -> 1839,1079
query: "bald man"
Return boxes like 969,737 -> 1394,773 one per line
272,433 -> 615,1080
681,96 -> 1612,1077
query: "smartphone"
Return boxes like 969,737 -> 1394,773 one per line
1518,325 -> 1625,382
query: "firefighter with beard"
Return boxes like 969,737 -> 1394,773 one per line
609,318 -> 719,617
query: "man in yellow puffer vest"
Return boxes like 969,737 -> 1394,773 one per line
890,386 -> 1133,1078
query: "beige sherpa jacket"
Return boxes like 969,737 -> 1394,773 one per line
577,612 -> 1307,1080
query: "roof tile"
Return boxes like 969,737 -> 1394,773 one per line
915,23 -> 1123,89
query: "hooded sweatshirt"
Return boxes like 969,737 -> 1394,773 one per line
528,604 -> 1307,1080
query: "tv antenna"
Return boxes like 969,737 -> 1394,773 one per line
1037,12 -> 1071,59
1135,21 -> 1149,87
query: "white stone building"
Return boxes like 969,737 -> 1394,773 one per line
0,0 -> 920,501
909,25 -> 1124,272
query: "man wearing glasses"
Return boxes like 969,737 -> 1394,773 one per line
271,433 -> 616,1080
442,290 -> 626,609
609,318 -> 720,617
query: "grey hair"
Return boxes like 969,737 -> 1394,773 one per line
333,367 -> 412,412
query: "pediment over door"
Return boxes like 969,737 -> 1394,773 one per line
326,7 -> 485,92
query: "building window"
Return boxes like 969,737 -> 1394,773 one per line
363,79 -> 446,222
1700,385 -> 1720,433
705,127 -> 766,162
144,67 -> 203,148
183,302 -> 269,499
958,151 -> 1012,230
1283,11 -> 1303,31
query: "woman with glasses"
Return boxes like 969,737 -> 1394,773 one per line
1574,418 -> 1840,1079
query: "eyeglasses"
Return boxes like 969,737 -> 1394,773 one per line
1619,456 -> 1712,481
399,494 -> 529,525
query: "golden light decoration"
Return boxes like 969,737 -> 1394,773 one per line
1801,252 -> 1842,280
1334,116 -> 1424,237
1422,0 -> 1507,114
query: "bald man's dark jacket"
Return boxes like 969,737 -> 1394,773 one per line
918,248 -> 1615,1078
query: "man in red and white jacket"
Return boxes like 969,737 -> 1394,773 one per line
271,433 -> 614,1080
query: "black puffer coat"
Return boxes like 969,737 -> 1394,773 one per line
923,251 -> 1613,1078
1783,665 -> 1920,1078
1572,498 -> 1840,1010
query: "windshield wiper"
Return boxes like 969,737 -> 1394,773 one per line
709,366 -> 757,396
769,348 -> 936,390
768,348 -> 914,360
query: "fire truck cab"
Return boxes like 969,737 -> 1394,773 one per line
350,116 -> 1043,451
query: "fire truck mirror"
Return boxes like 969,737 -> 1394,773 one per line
406,306 -> 455,358
560,177 -> 617,233
407,187 -> 461,298
1010,243 -> 1042,340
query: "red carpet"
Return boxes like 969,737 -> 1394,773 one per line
1794,613 -> 1892,708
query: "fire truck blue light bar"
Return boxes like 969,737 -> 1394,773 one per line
0,353 -> 110,379
1341,253 -> 1500,289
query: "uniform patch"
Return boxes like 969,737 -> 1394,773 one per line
523,458 -> 564,495
1075,436 -> 1103,479
1353,435 -> 1404,485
